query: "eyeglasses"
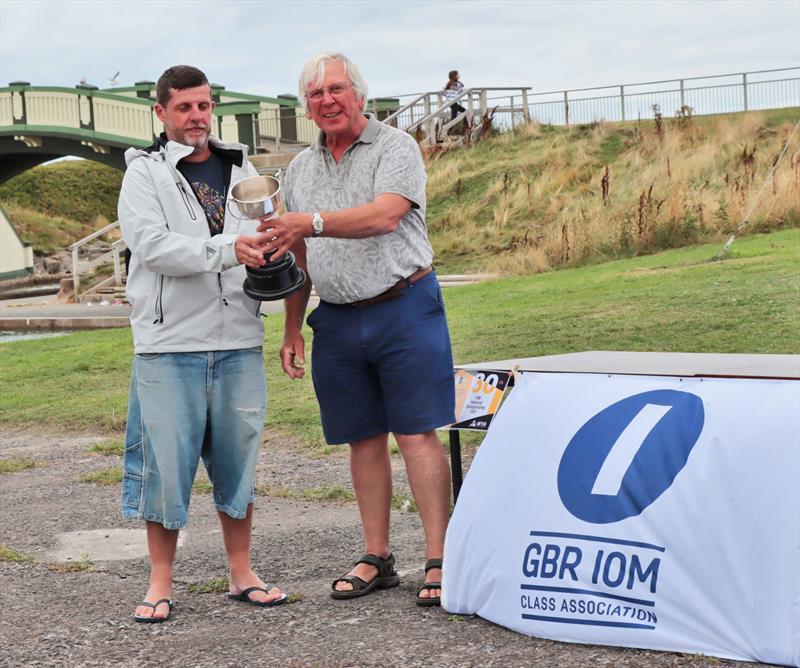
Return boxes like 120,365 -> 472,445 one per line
307,82 -> 353,102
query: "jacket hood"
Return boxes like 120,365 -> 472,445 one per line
124,133 -> 248,168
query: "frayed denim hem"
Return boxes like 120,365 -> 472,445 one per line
214,502 -> 249,520
121,508 -> 188,531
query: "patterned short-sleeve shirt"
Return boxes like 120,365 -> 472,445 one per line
282,114 -> 433,304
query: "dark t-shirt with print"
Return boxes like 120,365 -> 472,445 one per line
178,152 -> 227,236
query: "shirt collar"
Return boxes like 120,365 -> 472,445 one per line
313,113 -> 381,152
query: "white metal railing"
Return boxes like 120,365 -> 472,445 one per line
252,107 -> 318,152
383,87 -> 531,145
68,220 -> 126,302
523,68 -> 800,126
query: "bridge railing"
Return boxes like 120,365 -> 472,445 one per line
1,86 -> 158,146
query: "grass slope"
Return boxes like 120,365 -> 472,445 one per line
1,229 -> 797,445
0,161 -> 122,223
0,109 -> 797,271
425,108 -> 800,274
0,161 -> 123,251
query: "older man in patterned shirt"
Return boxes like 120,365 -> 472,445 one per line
259,52 -> 455,607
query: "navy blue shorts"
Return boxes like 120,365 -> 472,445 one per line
307,271 -> 456,445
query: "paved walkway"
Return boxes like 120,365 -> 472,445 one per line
0,296 -> 307,331
0,274 -> 491,331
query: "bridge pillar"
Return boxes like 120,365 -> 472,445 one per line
134,81 -> 155,100
8,81 -> 29,126
278,95 -> 298,142
76,83 -> 98,131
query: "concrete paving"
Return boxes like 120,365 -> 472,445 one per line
0,296 -> 306,331
0,274 -> 488,332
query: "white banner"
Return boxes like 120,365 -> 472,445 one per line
443,372 -> 800,666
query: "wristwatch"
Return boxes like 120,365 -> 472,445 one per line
311,212 -> 324,237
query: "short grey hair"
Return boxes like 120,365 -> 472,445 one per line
298,52 -> 368,112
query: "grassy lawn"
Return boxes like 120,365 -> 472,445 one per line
0,229 -> 797,449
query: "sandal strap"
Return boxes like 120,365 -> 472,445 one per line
332,575 -> 368,591
356,552 -> 395,576
139,598 -> 172,610
238,586 -> 268,600
424,558 -> 443,573
417,583 -> 441,591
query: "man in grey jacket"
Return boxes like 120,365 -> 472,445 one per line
118,65 -> 286,622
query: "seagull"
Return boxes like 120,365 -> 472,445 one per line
106,71 -> 120,86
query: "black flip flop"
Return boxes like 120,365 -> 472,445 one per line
133,598 -> 173,623
228,586 -> 288,608
331,553 -> 400,600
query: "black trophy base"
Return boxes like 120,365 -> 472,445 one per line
243,251 -> 306,301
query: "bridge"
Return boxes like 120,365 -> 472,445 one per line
0,81 -> 402,183
0,79 -> 540,184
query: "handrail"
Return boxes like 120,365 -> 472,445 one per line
382,91 -> 432,125
403,88 -> 478,132
70,219 -> 125,302
67,219 -> 120,250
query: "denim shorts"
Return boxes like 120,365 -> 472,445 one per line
307,271 -> 455,445
121,347 -> 266,530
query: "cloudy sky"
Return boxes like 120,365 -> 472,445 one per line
1,0 -> 798,99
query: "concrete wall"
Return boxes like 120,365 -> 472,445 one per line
0,206 -> 34,280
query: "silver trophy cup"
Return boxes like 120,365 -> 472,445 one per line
228,175 -> 306,301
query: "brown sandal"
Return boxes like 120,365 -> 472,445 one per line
331,553 -> 400,599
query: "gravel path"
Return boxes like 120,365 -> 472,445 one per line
0,428 -> 773,667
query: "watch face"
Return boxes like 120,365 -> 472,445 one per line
312,214 -> 323,235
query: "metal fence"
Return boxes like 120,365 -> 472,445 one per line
232,68 -> 800,150
523,68 -> 799,126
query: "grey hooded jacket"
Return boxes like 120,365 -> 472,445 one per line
118,135 -> 264,353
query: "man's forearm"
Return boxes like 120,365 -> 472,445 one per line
283,240 -> 312,335
283,280 -> 312,335
262,194 -> 412,256
316,195 -> 410,238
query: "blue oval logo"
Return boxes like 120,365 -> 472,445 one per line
557,390 -> 704,524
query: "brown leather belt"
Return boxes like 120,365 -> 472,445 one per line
347,266 -> 433,309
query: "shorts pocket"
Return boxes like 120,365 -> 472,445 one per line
122,418 -> 145,511
306,306 -> 321,331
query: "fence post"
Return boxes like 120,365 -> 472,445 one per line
113,245 -> 122,286
71,246 -> 80,303
422,94 -> 432,145
680,79 -> 685,109
743,73 -> 748,112
620,85 -> 625,122
510,95 -> 516,129
522,88 -> 531,122
563,91 -> 569,126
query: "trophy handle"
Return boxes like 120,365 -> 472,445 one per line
226,198 -> 247,220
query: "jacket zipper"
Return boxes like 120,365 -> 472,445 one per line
218,274 -> 228,306
153,274 -> 164,324
162,153 -> 197,221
